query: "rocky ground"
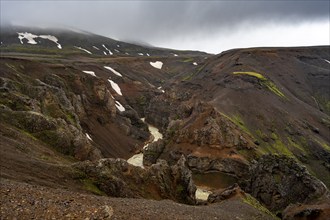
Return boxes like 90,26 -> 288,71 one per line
0,179 -> 276,220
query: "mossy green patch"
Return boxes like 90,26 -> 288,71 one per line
287,137 -> 307,153
182,58 -> 194,63
242,194 -> 278,219
314,139 -> 330,151
81,179 -> 106,196
232,71 -> 286,98
233,71 -> 266,80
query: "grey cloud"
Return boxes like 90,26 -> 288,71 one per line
0,0 -> 329,51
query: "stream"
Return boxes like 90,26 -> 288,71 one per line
126,118 -> 211,201
127,118 -> 163,168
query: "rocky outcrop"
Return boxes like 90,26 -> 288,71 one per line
245,154 -> 328,212
186,155 -> 249,178
143,139 -> 166,166
208,184 -> 244,203
282,203 -> 330,220
73,156 -> 196,204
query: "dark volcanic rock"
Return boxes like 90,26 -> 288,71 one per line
73,156 -> 197,205
208,183 -> 244,203
143,139 -> 166,166
186,155 -> 249,178
245,154 -> 328,212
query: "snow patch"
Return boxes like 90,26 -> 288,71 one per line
125,52 -> 130,55
173,53 -> 178,57
75,46 -> 92,54
93,46 -> 100,50
17,32 -> 38,44
193,62 -> 198,66
114,49 -> 120,53
117,44 -> 120,48
108,79 -> 122,96
102,44 -> 113,55
115,101 -> 125,112
127,153 -> 144,168
103,51 -> 107,55
157,86 -> 165,93
104,66 -> 123,77
325,59 -> 330,64
82,71 -> 97,77
39,35 -> 62,49
17,32 -> 62,49
138,53 -> 144,56
146,53 -> 150,56
150,61 -> 163,69
86,133 -> 93,141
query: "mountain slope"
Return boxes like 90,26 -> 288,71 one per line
0,26 -> 329,219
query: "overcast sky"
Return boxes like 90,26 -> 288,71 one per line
1,0 -> 329,53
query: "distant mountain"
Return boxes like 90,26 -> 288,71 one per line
0,25 -> 208,57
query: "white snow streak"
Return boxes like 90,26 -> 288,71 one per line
146,53 -> 150,56
82,71 -> 97,77
114,49 -> 120,53
102,44 -> 113,55
39,35 -> 62,49
93,46 -> 100,50
138,53 -> 144,56
193,62 -> 198,66
86,133 -> 93,141
150,61 -> 163,69
173,53 -> 178,57
108,79 -> 122,96
325,59 -> 330,64
115,101 -> 125,112
75,46 -> 92,54
157,86 -> 165,93
104,66 -> 123,77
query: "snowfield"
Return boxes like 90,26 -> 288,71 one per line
17,32 -> 62,49
75,46 -> 92,54
104,66 -> 123,77
150,61 -> 163,69
108,79 -> 122,96
82,71 -> 97,77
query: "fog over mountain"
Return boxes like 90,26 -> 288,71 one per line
1,1 -> 329,52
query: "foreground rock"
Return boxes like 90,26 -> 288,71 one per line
73,156 -> 196,205
245,154 -> 329,212
0,178 -> 276,220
